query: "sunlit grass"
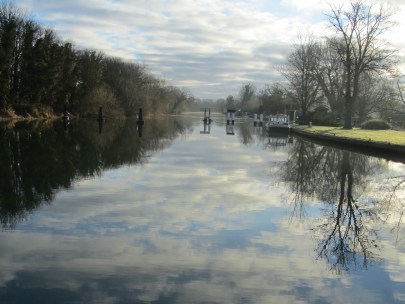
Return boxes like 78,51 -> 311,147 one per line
297,126 -> 405,146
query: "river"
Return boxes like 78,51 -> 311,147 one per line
0,115 -> 404,303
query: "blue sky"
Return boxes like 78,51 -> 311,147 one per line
15,0 -> 405,100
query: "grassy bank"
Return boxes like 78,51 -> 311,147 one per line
295,126 -> 405,146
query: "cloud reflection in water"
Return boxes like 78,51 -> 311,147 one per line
0,119 -> 404,303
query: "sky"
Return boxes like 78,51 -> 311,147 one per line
15,0 -> 405,100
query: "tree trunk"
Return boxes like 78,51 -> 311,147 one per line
343,98 -> 352,129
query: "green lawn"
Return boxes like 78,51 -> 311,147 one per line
296,126 -> 405,146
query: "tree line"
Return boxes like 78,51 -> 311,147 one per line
0,2 -> 192,119
224,0 -> 404,129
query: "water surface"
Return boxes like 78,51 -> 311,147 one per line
0,116 -> 404,303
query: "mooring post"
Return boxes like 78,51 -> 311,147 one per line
137,108 -> 145,126
97,107 -> 103,122
138,108 -> 143,121
138,124 -> 143,137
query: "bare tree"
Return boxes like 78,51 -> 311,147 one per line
281,37 -> 323,117
314,38 -> 346,118
326,0 -> 396,129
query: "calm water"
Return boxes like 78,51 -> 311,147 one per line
0,115 -> 404,304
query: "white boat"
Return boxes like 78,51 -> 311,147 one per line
265,114 -> 291,132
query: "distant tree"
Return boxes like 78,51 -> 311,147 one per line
215,98 -> 226,113
238,83 -> 256,110
258,83 -> 289,114
167,86 -> 190,114
147,78 -> 171,114
226,95 -> 235,110
326,0 -> 396,129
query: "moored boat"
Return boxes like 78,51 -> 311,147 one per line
265,114 -> 291,132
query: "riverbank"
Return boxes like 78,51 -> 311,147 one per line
291,125 -> 405,162
0,106 -> 60,122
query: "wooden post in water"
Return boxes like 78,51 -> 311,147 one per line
136,108 -> 144,137
137,108 -> 145,125
227,109 -> 235,125
97,107 -> 103,122
201,108 -> 211,123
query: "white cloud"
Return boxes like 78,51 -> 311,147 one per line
15,0 -> 405,98
281,0 -> 329,12
14,0 -> 331,99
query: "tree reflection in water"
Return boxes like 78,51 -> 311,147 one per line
282,139 -> 389,273
376,174 -> 405,245
0,117 -> 193,229
236,120 -> 255,146
315,151 -> 382,273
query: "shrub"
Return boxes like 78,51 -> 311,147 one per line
78,85 -> 125,118
297,116 -> 339,127
360,119 -> 391,130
